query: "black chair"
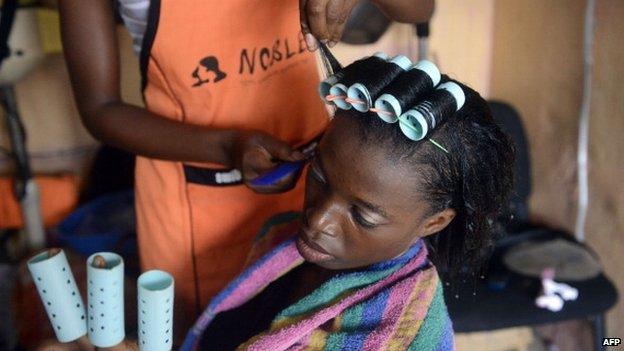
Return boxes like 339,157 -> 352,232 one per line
443,101 -> 618,351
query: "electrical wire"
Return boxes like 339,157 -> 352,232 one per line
575,0 -> 596,242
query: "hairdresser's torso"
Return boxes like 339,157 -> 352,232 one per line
131,0 -> 328,329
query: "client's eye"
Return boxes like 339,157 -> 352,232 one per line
351,206 -> 377,229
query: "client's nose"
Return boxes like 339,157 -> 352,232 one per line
305,197 -> 343,238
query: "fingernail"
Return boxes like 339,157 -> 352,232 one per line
92,255 -> 107,269
328,40 -> 338,48
305,34 -> 318,51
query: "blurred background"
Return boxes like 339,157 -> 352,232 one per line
0,1 -> 622,350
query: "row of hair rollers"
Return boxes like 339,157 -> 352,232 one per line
27,249 -> 175,351
319,53 -> 465,141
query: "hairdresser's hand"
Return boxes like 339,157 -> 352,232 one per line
300,0 -> 435,50
300,0 -> 359,50
230,131 -> 306,194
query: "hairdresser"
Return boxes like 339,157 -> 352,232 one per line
56,0 -> 434,336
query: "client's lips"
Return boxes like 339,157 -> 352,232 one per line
296,230 -> 334,263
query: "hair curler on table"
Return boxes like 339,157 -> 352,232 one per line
27,249 -> 87,343
86,252 -> 125,348
138,270 -> 174,351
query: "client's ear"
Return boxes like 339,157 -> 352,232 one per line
421,208 -> 456,237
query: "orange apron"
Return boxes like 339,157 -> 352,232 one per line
137,0 -> 328,330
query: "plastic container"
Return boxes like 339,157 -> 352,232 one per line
56,191 -> 136,257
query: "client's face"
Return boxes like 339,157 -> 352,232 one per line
297,115 -> 454,270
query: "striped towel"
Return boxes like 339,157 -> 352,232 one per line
181,214 -> 454,350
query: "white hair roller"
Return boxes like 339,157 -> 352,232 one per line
347,54 -> 412,112
398,82 -> 465,141
438,82 -> 466,111
415,60 -> 442,87
374,60 -> 441,122
318,72 -> 344,104
86,253 -> 125,348
328,82 -> 352,110
327,52 -> 392,111
398,108 -> 430,141
138,270 -> 174,351
27,250 -> 87,342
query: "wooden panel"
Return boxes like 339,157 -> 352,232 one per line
0,27 -> 141,174
331,0 -> 494,95
490,0 -> 585,229
490,0 -> 624,336
585,0 -> 624,337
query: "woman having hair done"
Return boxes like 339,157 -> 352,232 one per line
37,55 -> 513,350
179,57 -> 515,350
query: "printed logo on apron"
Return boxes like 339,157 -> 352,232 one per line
189,33 -> 308,88
191,56 -> 227,87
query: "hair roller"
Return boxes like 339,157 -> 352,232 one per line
327,52 -> 390,110
373,60 -> 441,123
347,54 -> 412,112
137,270 -> 174,351
86,253 -> 125,348
398,82 -> 465,141
319,72 -> 344,104
27,250 -> 88,343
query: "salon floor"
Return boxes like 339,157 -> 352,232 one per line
456,328 -> 547,351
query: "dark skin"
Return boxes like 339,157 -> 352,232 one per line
296,114 -> 456,270
57,0 -> 304,193
36,115 -> 454,350
300,0 -> 435,49
55,0 -> 433,193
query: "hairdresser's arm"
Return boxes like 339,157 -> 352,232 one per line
300,0 -> 434,48
58,0 -> 302,190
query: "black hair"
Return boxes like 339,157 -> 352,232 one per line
333,70 -> 514,278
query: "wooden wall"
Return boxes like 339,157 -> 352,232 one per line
490,0 -> 624,337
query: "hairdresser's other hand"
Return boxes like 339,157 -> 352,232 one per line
300,0 -> 359,50
300,0 -> 435,50
230,131 -> 305,194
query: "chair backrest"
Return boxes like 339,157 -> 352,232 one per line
488,101 -> 531,225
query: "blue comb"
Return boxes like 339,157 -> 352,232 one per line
250,139 -> 319,187
250,160 -> 308,187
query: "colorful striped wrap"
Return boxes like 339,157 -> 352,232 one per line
180,213 -> 454,350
